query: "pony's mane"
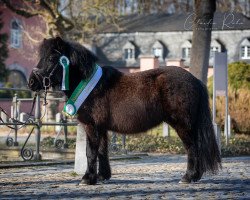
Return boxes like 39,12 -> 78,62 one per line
39,37 -> 98,79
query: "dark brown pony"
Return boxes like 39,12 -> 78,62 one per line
28,37 -> 221,185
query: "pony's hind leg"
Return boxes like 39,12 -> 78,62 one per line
180,145 -> 203,183
80,124 -> 99,185
98,130 -> 111,181
175,128 -> 203,183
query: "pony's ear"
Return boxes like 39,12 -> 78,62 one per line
55,36 -> 64,46
54,36 -> 67,53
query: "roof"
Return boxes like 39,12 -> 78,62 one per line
98,12 -> 250,33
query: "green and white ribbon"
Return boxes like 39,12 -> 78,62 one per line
63,64 -> 102,116
59,56 -> 70,90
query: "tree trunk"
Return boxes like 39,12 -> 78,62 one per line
190,0 -> 216,84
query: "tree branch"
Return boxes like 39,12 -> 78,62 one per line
1,0 -> 38,17
39,0 -> 57,19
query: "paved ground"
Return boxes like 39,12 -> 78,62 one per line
0,155 -> 249,199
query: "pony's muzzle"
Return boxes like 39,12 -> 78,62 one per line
28,69 -> 43,91
28,76 -> 40,91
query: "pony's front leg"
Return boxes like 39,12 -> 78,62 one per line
80,124 -> 99,185
98,130 -> 111,181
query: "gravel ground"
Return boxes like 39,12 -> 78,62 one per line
0,155 -> 249,199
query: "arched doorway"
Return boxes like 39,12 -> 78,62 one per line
8,70 -> 27,88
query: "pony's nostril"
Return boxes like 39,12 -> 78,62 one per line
29,79 -> 34,86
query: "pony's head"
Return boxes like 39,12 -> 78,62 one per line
28,37 -> 98,92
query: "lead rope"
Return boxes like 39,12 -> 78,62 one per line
40,89 -> 48,120
40,71 -> 53,120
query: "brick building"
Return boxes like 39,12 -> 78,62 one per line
0,3 -> 46,88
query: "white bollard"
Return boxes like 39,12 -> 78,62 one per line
55,113 -> 62,132
74,124 -> 87,175
20,112 -> 34,122
162,122 -> 170,137
11,105 -> 14,119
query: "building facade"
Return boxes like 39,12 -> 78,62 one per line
1,8 -> 250,84
0,3 -> 46,88
94,12 -> 250,74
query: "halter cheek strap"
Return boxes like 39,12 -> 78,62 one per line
59,56 -> 70,90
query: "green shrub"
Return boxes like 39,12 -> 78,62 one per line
0,82 -> 31,98
119,134 -> 186,154
41,136 -> 76,149
41,136 -> 55,148
40,134 -> 250,156
221,135 -> 250,156
228,62 -> 250,90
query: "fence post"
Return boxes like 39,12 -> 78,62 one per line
12,94 -> 19,146
34,93 -> 42,160
111,132 -> 117,144
63,115 -> 68,149
213,123 -> 221,154
74,124 -> 87,175
121,134 -> 127,154
228,115 -> 231,139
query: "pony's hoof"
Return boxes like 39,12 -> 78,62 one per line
99,179 -> 110,184
98,174 -> 111,182
179,176 -> 191,184
78,180 -> 87,186
80,173 -> 97,185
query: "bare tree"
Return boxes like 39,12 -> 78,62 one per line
189,0 -> 216,84
1,0 -> 119,41
217,0 -> 250,17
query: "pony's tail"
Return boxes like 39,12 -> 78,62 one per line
195,83 -> 221,174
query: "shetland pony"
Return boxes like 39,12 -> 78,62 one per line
28,37 -> 221,185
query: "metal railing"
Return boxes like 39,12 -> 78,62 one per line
0,87 -> 127,161
0,87 -> 77,161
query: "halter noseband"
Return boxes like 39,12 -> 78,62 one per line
32,64 -> 59,91
32,50 -> 64,91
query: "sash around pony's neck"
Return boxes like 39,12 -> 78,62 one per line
59,55 -> 102,116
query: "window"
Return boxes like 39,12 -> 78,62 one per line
241,46 -> 250,59
124,48 -> 134,59
153,48 -> 162,58
152,41 -> 164,59
10,20 -> 22,48
239,38 -> 250,60
211,46 -> 219,52
182,47 -> 191,59
181,40 -> 192,59
123,41 -> 136,61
